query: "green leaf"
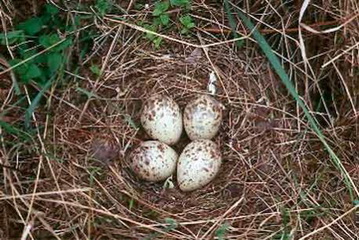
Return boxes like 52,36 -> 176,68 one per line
90,64 -> 102,76
164,218 -> 178,231
170,0 -> 189,7
153,37 -> 163,48
152,17 -> 162,27
187,22 -> 195,28
160,14 -> 170,26
39,34 -> 72,52
145,32 -> 156,41
144,24 -> 157,41
22,49 -> 37,60
24,64 -> 42,80
11,60 -> 42,83
153,8 -> 162,17
47,52 -> 63,73
153,1 -> 170,16
0,30 -> 25,45
45,4 -> 59,16
9,59 -> 29,75
180,15 -> 194,28
95,0 -> 112,16
39,34 -> 61,48
18,17 -> 43,35
215,222 -> 230,240
180,28 -> 189,34
33,53 -> 47,64
54,38 -> 72,52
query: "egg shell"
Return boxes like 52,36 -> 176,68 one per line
177,140 -> 222,191
184,95 -> 222,140
141,95 -> 183,145
129,141 -> 178,182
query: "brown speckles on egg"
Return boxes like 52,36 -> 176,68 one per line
157,143 -> 165,152
129,141 -> 178,182
177,140 -> 222,191
140,95 -> 183,145
183,95 -> 223,140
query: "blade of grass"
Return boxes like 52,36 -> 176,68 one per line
224,1 -> 358,200
25,78 -> 53,129
0,120 -> 31,140
223,1 -> 244,48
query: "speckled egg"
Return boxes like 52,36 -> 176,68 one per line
177,140 -> 222,191
141,95 -> 183,145
183,95 -> 222,140
129,141 -> 178,182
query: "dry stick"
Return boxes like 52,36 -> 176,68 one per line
331,62 -> 357,116
78,22 -> 123,234
24,154 -> 43,224
0,39 -> 67,77
0,11 -> 15,59
78,25 -> 122,122
322,42 -> 359,68
196,32 -> 231,103
5,170 -> 62,240
147,207 -> 327,226
23,85 -> 76,234
81,180 -> 194,239
201,19 -> 340,34
200,197 -> 244,239
0,188 -> 92,201
103,16 -> 248,48
23,87 -> 46,228
301,12 -> 359,34
35,197 -> 185,239
298,205 -> 359,240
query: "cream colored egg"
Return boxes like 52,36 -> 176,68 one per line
141,95 -> 183,145
183,95 -> 222,140
129,141 -> 178,182
177,140 -> 222,191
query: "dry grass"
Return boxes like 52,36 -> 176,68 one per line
0,0 -> 358,239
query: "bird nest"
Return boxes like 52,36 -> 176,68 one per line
1,1 -> 358,239
44,42 -> 320,238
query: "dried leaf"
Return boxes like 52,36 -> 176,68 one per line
90,138 -> 118,163
185,48 -> 202,65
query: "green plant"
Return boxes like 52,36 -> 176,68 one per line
88,166 -> 102,185
141,0 -> 195,48
1,4 -> 73,85
144,218 -> 178,240
143,23 -> 163,48
215,222 -> 230,240
153,1 -> 170,26
90,64 -> 102,76
170,0 -> 190,7
95,0 -> 113,16
179,15 -> 195,34
0,3 -> 104,134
